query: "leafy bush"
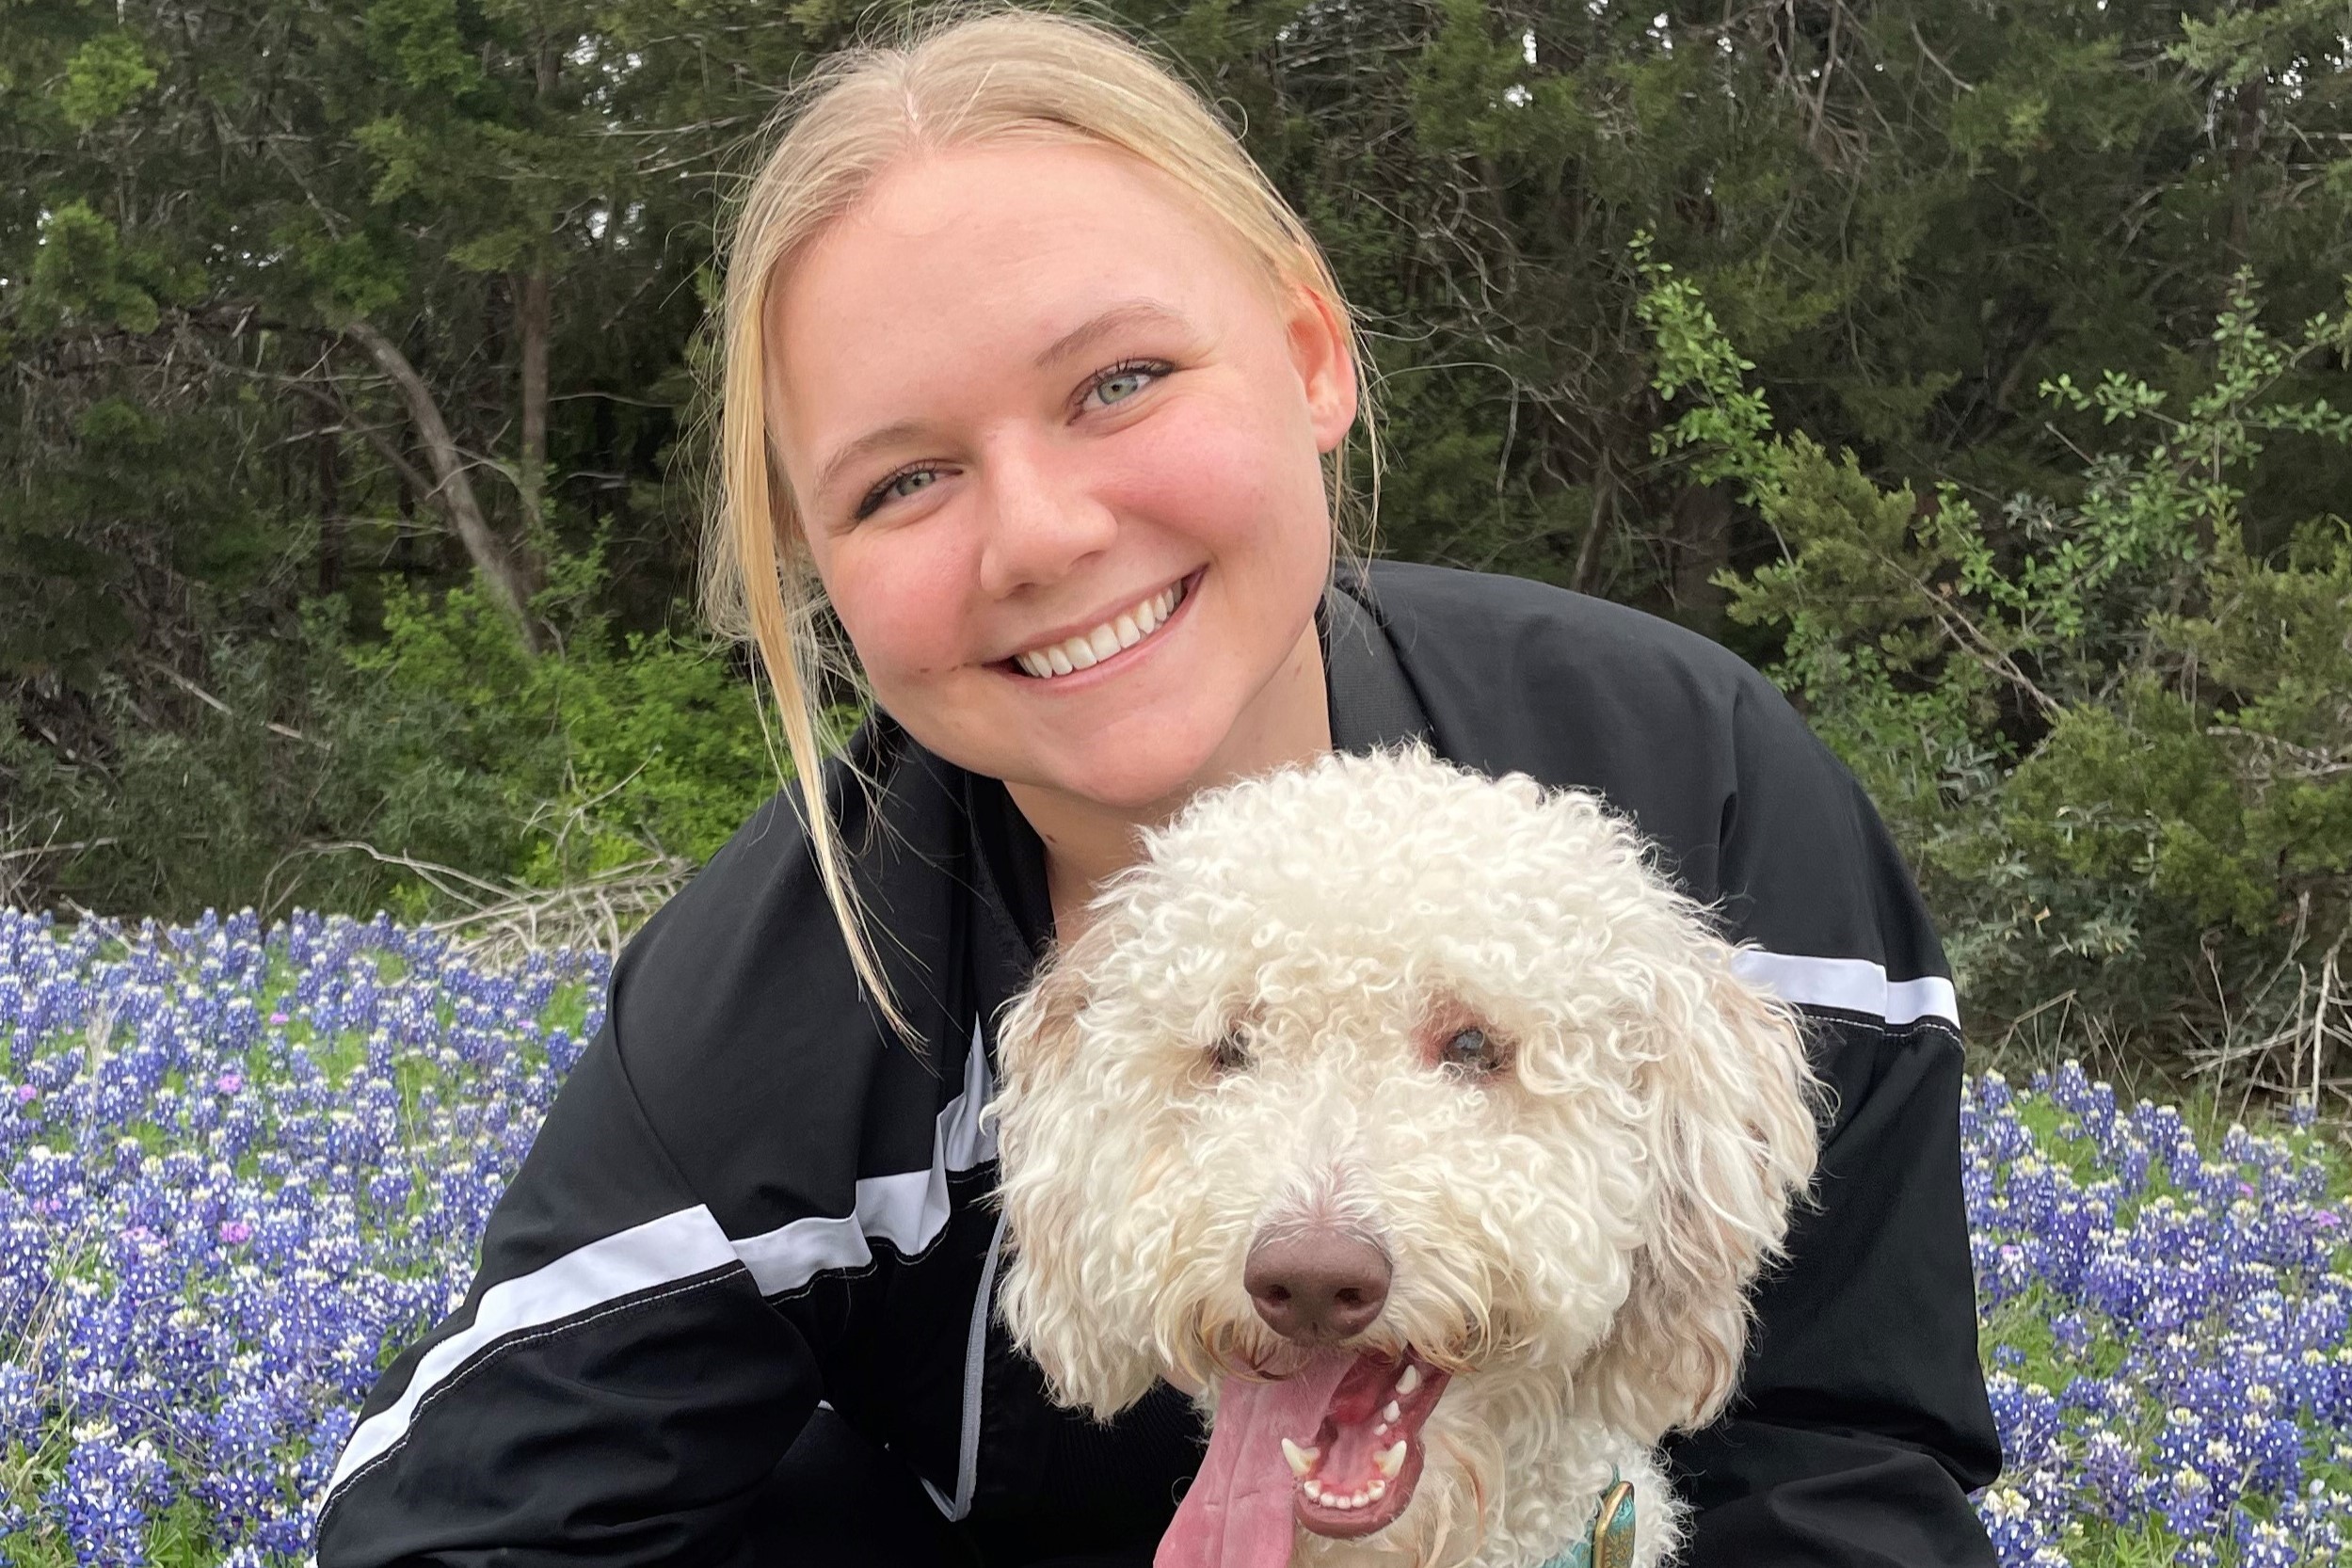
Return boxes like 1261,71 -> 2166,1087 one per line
349,568 -> 775,886
4,557 -> 780,922
1640,241 -> 2352,1089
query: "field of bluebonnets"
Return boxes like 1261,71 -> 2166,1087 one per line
4,906 -> 2352,1566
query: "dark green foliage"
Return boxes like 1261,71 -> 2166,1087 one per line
5,0 -> 2350,1088
7,577 -> 773,920
348,571 -> 776,880
1643,244 -> 2352,1080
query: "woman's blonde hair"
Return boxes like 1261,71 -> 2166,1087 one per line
702,3 -> 1381,1036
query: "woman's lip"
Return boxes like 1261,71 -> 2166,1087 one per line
995,568 -> 1204,688
1006,569 -> 1194,664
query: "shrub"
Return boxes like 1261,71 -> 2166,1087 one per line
5,556 -> 783,922
1639,241 -> 2352,1089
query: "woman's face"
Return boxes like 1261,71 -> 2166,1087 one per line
764,139 -> 1356,816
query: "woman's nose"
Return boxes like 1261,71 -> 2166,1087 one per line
973,437 -> 1117,598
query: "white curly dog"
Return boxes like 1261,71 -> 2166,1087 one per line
989,746 -> 1823,1568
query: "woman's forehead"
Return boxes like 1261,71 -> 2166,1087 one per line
761,140 -> 1282,458
767,141 -> 1276,354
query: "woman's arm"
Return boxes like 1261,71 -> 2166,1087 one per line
312,1014 -> 820,1566
1663,680 -> 2004,1567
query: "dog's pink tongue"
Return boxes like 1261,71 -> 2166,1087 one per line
1157,1353 -> 1352,1568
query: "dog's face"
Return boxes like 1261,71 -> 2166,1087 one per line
991,749 -> 1818,1565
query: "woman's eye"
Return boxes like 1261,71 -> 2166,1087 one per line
856,466 -> 939,520
1094,371 -> 1147,406
1082,360 -> 1171,412
1439,1026 -> 1504,1074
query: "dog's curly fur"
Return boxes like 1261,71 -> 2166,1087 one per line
989,747 -> 1824,1568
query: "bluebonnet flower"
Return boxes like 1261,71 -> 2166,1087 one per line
1963,1062 -> 2352,1563
0,908 -> 607,1561
47,1420 -> 173,1565
7,913 -> 2352,1563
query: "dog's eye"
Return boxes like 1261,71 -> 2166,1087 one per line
1209,1029 -> 1251,1074
1439,1026 -> 1504,1075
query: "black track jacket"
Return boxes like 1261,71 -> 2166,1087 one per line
315,562 -> 2004,1566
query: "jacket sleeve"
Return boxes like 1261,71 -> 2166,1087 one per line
312,983 -> 818,1566
1663,676 -> 2005,1567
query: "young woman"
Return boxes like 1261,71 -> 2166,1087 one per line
313,10 -> 2001,1567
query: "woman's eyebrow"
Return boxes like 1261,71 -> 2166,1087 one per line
1032,298 -> 1192,369
815,419 -> 928,504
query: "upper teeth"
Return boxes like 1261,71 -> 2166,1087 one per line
1012,583 -> 1182,679
1396,1365 -> 1420,1396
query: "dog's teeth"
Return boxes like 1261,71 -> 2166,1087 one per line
1368,1480 -> 1386,1500
1383,1400 -> 1401,1423
1373,1440 -> 1407,1478
1352,1489 -> 1370,1508
1302,1480 -> 1321,1502
1396,1364 -> 1420,1396
1373,1423 -> 1388,1437
1282,1438 -> 1319,1479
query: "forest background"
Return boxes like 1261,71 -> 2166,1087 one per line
5,0 -> 2351,1101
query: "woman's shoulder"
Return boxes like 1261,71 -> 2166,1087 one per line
1358,560 -> 1809,767
1359,559 -> 1768,712
616,719 -> 960,1003
1357,561 -> 1847,904
591,728 -> 975,1216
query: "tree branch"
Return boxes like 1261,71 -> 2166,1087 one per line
343,318 -> 544,650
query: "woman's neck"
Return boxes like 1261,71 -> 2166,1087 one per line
1007,619 -> 1332,940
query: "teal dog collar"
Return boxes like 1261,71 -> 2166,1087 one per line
1538,1469 -> 1636,1568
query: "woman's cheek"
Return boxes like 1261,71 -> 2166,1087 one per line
832,522 -> 982,687
1103,394 -> 1294,544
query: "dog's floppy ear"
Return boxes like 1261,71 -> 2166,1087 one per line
988,916 -> 1163,1418
1586,955 -> 1821,1440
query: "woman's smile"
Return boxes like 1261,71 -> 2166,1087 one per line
1002,568 -> 1200,685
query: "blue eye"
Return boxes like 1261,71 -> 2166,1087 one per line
1084,359 -> 1172,411
856,465 -> 940,520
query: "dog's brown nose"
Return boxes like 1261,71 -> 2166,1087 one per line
1244,1228 -> 1391,1343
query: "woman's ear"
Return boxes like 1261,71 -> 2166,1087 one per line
1283,282 -> 1358,455
989,919 -> 1162,1418
1585,957 -> 1823,1441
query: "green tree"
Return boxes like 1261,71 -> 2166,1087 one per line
7,0 -> 2351,1028
1642,236 -> 2352,1083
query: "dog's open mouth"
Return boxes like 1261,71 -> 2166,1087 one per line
1159,1347 -> 1451,1567
1284,1348 -> 1449,1536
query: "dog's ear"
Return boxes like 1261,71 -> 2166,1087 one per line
1585,955 -> 1821,1440
988,917 -> 1163,1419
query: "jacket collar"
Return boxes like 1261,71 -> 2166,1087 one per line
1320,568 -> 1433,754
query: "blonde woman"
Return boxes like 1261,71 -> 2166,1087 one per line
315,10 -> 1999,1567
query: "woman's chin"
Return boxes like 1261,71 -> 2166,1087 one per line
958,696 -> 1233,813
1028,746 -> 1223,817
